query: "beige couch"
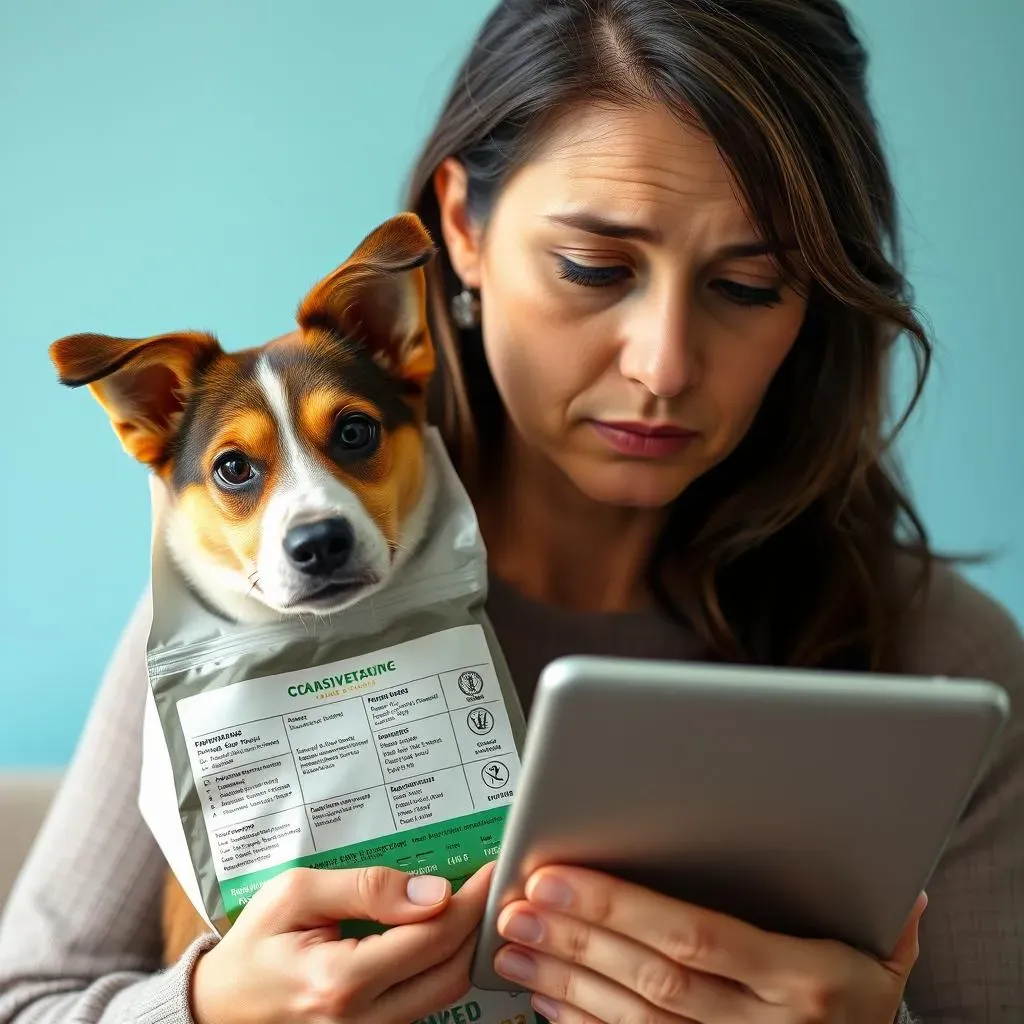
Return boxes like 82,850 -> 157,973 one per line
0,771 -> 62,910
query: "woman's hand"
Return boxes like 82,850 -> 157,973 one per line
192,862 -> 492,1024
493,867 -> 926,1024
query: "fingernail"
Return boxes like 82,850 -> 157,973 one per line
529,875 -> 572,908
501,911 -> 544,944
407,875 -> 450,906
532,995 -> 560,1021
495,948 -> 537,984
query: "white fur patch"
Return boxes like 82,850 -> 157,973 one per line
253,357 -> 391,609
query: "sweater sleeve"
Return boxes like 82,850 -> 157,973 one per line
897,566 -> 1024,1023
0,597 -> 218,1024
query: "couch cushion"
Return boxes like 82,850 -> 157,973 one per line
0,771 -> 62,909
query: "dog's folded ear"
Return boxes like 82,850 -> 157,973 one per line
49,330 -> 221,466
296,212 -> 437,391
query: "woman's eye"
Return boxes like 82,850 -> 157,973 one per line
213,452 -> 256,489
332,412 -> 381,459
712,279 -> 783,307
556,256 -> 631,288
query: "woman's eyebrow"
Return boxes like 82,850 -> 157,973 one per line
545,212 -> 661,243
545,212 -> 798,259
716,240 -> 798,259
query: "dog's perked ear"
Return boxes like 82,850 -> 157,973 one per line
48,330 -> 221,466
296,212 -> 437,391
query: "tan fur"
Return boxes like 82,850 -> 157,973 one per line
174,408 -> 281,571
161,873 -> 215,966
175,482 -> 268,571
389,424 -> 429,545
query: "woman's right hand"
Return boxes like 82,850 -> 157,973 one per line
190,862 -> 492,1024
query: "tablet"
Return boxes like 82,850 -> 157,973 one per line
470,656 -> 1010,991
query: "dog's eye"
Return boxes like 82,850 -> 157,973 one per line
213,452 -> 256,489
333,413 -> 380,458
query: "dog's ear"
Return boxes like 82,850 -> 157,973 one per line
49,330 -> 221,465
297,212 -> 436,391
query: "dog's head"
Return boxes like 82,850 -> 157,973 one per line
50,213 -> 439,622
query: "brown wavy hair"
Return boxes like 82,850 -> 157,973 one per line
405,0 -> 936,672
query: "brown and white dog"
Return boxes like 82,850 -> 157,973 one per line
49,213 -> 440,963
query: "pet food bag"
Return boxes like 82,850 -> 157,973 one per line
139,428 -> 535,1023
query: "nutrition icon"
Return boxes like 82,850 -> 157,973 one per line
481,760 -> 510,789
458,670 -> 484,696
466,708 -> 494,735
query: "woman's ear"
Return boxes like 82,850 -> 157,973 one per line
433,157 -> 483,289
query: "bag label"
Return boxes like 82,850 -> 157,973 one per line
176,625 -> 522,918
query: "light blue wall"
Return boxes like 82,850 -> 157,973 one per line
1,1 -> 1020,765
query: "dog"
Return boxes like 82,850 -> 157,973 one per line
49,212 -> 441,963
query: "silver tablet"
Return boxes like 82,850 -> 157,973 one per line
471,656 -> 1010,991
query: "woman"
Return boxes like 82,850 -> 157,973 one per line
1,1 -> 1021,1023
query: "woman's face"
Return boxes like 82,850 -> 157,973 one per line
438,103 -> 809,509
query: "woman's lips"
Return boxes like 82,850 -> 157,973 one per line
589,420 -> 698,458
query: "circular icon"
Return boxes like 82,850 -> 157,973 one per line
481,760 -> 510,789
458,670 -> 484,696
467,708 -> 494,735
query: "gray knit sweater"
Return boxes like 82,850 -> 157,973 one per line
1,566 -> 1022,1023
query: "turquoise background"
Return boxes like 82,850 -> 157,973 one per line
0,1 -> 1020,765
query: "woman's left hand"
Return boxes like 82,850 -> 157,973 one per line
492,867 -> 926,1024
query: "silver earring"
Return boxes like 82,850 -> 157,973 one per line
450,287 -> 481,329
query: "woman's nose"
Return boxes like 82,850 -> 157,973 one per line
617,288 -> 696,399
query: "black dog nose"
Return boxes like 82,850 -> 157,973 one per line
283,518 -> 355,576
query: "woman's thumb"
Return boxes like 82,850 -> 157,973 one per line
886,892 -> 928,976
253,865 -> 452,932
